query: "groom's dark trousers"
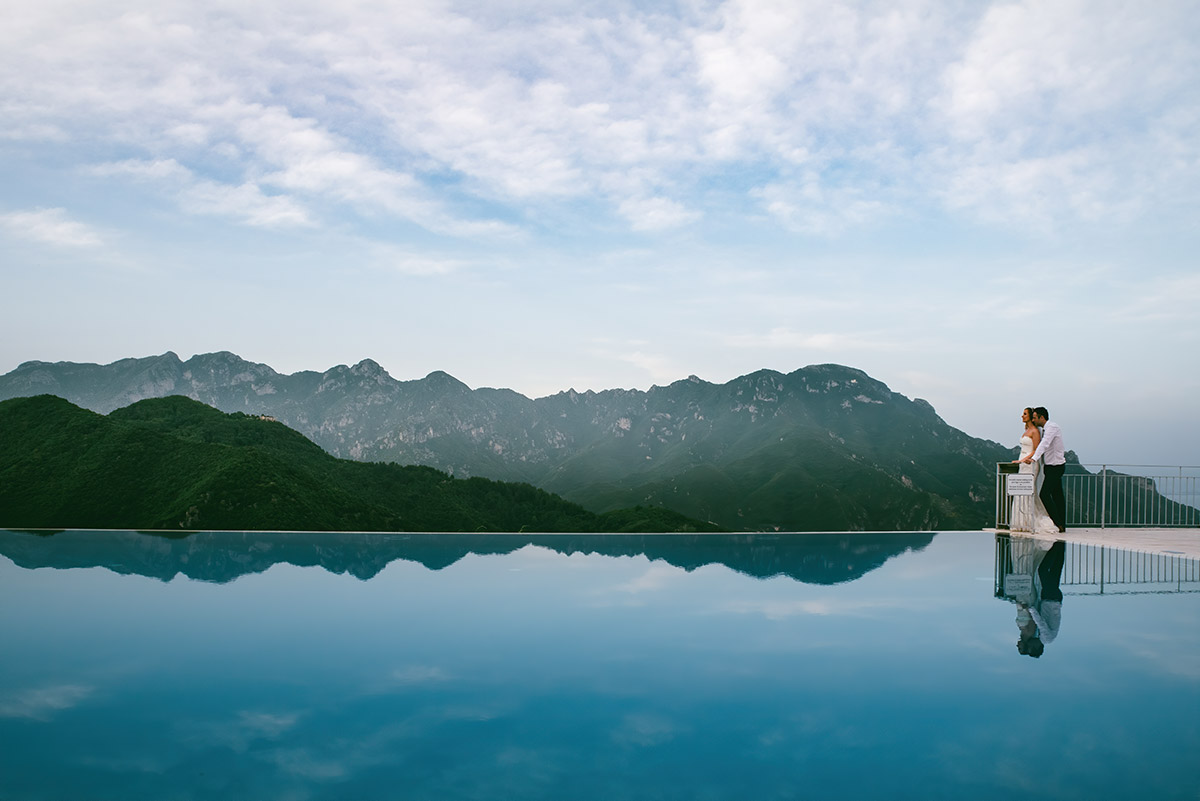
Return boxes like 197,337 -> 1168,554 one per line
1041,463 -> 1066,531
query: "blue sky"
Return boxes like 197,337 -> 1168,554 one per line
2,0 -> 1197,465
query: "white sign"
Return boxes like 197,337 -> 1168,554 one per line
1007,474 -> 1036,496
1004,574 -> 1033,596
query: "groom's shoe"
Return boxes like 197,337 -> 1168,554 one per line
1058,526 -> 1067,533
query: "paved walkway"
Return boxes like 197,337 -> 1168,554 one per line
994,527 -> 1200,560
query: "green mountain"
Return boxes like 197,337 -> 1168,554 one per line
0,395 -> 717,533
0,353 -> 1018,530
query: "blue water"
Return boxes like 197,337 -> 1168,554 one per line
0,530 -> 1197,800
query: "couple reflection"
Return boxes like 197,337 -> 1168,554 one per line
996,533 -> 1066,658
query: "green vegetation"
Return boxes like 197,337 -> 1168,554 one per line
0,395 -> 719,533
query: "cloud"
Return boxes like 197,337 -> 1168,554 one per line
931,0 -> 1200,227
1,0 -> 1196,244
1111,273 -> 1200,326
724,327 -> 899,353
0,208 -> 105,248
755,178 -> 888,235
617,195 -> 701,231
91,158 -> 312,228
937,0 -> 1180,139
603,348 -> 687,386
181,180 -> 312,228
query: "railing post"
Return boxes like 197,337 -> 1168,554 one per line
1100,464 -> 1107,530
995,464 -> 1001,530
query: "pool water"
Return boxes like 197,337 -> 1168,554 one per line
1,529 -> 1197,800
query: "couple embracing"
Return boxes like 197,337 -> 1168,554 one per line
1012,406 -> 1067,535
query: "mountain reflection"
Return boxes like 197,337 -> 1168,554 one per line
0,529 -> 934,586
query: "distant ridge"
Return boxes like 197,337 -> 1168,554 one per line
0,352 -> 1015,531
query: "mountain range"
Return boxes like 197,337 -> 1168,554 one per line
0,351 -> 1017,531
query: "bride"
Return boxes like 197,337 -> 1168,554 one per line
1011,407 -> 1059,536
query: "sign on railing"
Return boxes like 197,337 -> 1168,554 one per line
1006,474 -> 1035,496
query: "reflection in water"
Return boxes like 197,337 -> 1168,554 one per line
0,529 -> 934,586
2,531 -> 1199,800
994,533 -> 1066,657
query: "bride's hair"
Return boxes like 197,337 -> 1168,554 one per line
1024,407 -> 1035,423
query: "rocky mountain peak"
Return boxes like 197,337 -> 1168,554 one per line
421,370 -> 470,393
351,359 -> 391,380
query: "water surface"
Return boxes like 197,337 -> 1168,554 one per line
1,530 -> 1196,800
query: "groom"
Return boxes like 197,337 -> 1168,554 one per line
1021,407 -> 1067,533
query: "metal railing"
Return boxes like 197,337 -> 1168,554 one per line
995,534 -> 1200,596
996,463 -> 1200,530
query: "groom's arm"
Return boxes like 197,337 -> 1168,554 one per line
1027,424 -> 1059,463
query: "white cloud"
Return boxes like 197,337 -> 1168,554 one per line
90,159 -> 189,182
1112,273 -> 1200,326
931,0 -> 1200,227
0,208 -> 105,248
938,0 -> 1181,139
755,179 -> 888,236
184,180 -> 313,228
724,327 -> 899,353
617,196 -> 701,231
3,0 -> 1195,239
92,158 -> 312,228
369,247 -> 472,276
595,347 -> 687,386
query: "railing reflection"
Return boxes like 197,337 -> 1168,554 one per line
995,532 -> 1200,597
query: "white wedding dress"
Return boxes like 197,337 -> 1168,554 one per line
1011,435 -> 1059,536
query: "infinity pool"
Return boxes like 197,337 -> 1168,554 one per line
1,529 -> 1196,800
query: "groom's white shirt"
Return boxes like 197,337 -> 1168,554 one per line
1031,421 -> 1065,466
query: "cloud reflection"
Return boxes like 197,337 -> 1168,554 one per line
612,713 -> 684,747
613,562 -> 686,595
0,683 -> 94,720
390,665 -> 453,686
718,596 -> 927,620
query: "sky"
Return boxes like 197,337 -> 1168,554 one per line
2,0 -> 1198,466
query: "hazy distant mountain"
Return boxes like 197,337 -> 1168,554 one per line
0,395 -> 715,533
0,352 -> 1014,530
